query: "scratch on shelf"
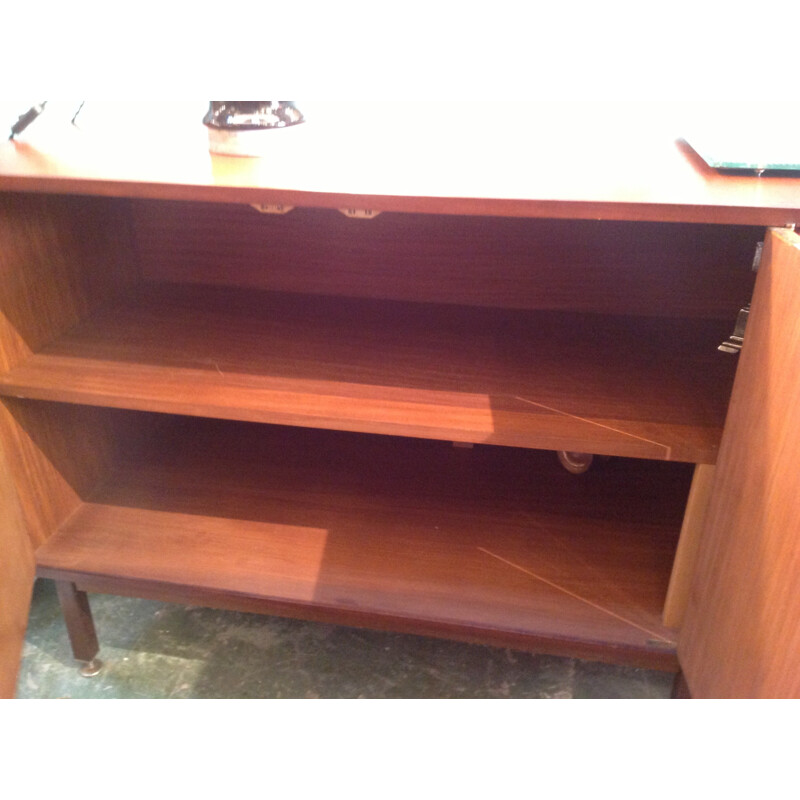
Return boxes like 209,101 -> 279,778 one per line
194,359 -> 225,376
478,546 -> 674,643
512,395 -> 672,460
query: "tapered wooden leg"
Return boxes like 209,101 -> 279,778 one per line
55,580 -> 102,676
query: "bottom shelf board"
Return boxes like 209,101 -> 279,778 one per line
35,419 -> 691,668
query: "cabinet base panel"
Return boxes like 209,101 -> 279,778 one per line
38,574 -> 678,671
35,418 -> 688,672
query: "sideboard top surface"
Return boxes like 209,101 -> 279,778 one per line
1,102 -> 799,225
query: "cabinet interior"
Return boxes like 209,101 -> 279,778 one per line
0,192 -> 762,669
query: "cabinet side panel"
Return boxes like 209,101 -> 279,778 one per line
0,399 -> 146,550
132,201 -> 760,319
678,229 -> 800,698
0,440 -> 35,698
0,193 -> 140,373
0,192 -> 144,680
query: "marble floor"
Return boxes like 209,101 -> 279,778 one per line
16,579 -> 674,699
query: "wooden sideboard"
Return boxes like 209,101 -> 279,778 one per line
1,102 -> 798,698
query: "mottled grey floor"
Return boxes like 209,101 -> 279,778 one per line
16,579 -> 673,699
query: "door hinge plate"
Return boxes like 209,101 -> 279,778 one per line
719,305 -> 750,353
752,241 -> 764,271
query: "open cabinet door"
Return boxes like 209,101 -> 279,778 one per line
0,442 -> 35,698
678,227 -> 800,698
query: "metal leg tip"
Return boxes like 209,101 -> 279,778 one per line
79,658 -> 103,678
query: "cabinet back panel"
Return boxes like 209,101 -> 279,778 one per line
133,200 -> 760,318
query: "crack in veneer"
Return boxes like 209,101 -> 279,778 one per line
478,546 -> 674,644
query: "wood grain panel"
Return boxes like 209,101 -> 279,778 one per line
36,417 -> 692,669
0,399 -> 149,549
0,283 -> 737,463
0,190 -> 139,694
0,192 -> 140,373
678,228 -> 800,698
663,464 -> 715,628
133,201 -> 760,319
0,440 -> 35,698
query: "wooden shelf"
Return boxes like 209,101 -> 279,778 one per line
0,282 -> 735,463
35,418 -> 692,669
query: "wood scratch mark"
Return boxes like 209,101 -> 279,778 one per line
522,515 -> 643,615
512,395 -> 672,459
478,546 -> 674,643
194,359 -> 225,376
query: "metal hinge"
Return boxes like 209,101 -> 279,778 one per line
719,305 -> 750,353
251,203 -> 294,215
752,242 -> 763,271
339,208 -> 382,219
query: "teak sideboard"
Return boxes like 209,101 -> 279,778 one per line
1,103 -> 798,698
